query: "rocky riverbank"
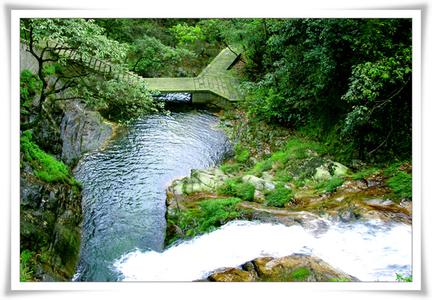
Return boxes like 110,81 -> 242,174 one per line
20,99 -> 115,281
206,254 -> 358,282
164,110 -> 412,281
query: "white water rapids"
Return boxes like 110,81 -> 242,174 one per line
113,219 -> 411,282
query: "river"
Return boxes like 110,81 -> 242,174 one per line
73,106 -> 231,281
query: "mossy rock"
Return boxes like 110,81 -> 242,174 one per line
208,254 -> 358,282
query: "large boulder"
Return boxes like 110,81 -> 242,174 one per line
241,175 -> 275,191
172,168 -> 229,196
208,268 -> 256,282
314,161 -> 349,181
60,100 -> 113,165
207,254 -> 358,282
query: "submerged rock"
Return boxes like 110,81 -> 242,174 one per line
207,254 -> 358,282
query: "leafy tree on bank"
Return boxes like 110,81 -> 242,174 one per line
224,18 -> 412,162
94,19 -> 225,77
20,18 -> 159,128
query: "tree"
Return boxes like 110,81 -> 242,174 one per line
20,18 -> 159,127
236,18 -> 412,161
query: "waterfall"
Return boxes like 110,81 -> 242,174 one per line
113,220 -> 411,282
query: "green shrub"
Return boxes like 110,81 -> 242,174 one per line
274,168 -> 293,183
20,249 -> 35,282
265,184 -> 293,207
220,162 -> 241,174
20,131 -> 76,185
270,150 -> 291,164
387,172 -> 412,199
20,70 -> 42,116
396,273 -> 412,282
235,148 -> 250,163
351,167 -> 380,180
293,178 -> 306,188
384,161 -> 408,177
283,137 -> 325,159
217,179 -> 255,201
250,159 -> 273,175
382,161 -> 412,199
314,177 -> 344,193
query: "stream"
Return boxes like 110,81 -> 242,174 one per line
73,107 -> 231,281
73,103 -> 411,282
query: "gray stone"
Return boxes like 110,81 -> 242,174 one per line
314,161 -> 349,181
60,100 -> 113,164
365,199 -> 394,206
242,175 -> 275,191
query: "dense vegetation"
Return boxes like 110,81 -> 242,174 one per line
227,19 -> 412,163
21,18 -> 412,163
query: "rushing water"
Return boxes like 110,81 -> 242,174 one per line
114,220 -> 412,282
73,109 -> 231,281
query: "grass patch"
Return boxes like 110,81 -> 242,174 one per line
265,184 -> 293,207
217,179 -> 255,201
274,168 -> 293,183
290,267 -> 311,281
250,159 -> 273,176
234,145 -> 250,163
283,137 -> 326,159
21,131 -> 77,185
168,197 -> 243,243
387,172 -> 412,199
351,167 -> 380,180
314,177 -> 344,193
396,273 -> 412,282
269,150 -> 291,164
384,161 -> 412,200
20,249 -> 35,282
220,162 -> 241,174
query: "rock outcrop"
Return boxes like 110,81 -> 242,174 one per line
207,254 -> 358,282
60,100 -> 113,165
20,169 -> 82,281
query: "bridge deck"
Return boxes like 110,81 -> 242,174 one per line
143,47 -> 243,102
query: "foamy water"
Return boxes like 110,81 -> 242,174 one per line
113,220 -> 411,282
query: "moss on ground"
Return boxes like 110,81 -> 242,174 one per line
217,178 -> 255,201
20,130 -> 79,186
166,197 -> 247,245
265,184 -> 294,208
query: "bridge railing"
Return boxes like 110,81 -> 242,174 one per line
20,28 -> 146,85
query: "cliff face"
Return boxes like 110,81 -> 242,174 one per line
20,99 -> 113,281
20,168 -> 82,281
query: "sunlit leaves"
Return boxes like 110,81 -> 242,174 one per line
23,18 -> 128,63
